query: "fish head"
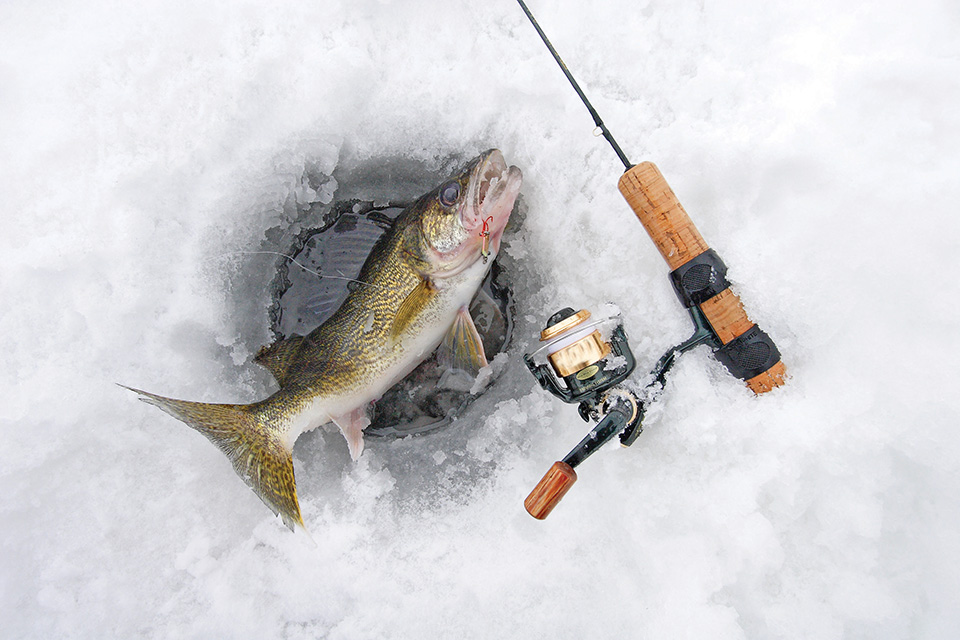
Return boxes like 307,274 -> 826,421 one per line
410,149 -> 522,278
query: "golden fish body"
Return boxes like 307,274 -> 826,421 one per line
126,149 -> 523,530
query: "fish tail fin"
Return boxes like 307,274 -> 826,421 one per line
120,384 -> 306,532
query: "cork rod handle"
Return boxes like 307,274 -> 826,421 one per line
618,162 -> 786,393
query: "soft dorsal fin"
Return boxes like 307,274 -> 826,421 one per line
437,305 -> 489,374
391,276 -> 437,340
253,335 -> 306,386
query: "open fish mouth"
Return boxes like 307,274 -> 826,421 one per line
465,149 -> 522,245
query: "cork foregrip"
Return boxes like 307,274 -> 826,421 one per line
618,161 -> 786,393
618,161 -> 709,270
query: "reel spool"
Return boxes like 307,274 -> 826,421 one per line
524,307 -> 636,412
542,309 -> 610,378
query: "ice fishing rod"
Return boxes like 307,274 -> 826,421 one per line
515,0 -> 632,170
516,0 -> 787,519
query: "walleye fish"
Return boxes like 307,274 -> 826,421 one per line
125,149 -> 522,531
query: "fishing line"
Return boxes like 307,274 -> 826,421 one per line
223,251 -> 388,291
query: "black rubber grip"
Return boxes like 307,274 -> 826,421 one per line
714,325 -> 781,380
668,249 -> 729,308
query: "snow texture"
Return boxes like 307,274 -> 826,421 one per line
2,0 -> 959,638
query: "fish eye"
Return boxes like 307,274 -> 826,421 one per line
439,181 -> 460,207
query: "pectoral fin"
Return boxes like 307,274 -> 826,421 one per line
392,276 -> 437,339
437,305 -> 489,374
331,407 -> 370,461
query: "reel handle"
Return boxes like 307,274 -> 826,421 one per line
524,461 -> 578,519
618,162 -> 786,393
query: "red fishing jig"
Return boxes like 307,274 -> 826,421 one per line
479,215 -> 494,263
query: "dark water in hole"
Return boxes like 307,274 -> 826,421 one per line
266,198 -> 515,438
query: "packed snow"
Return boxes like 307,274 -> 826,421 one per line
2,0 -> 959,637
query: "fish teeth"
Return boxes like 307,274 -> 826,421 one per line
481,176 -> 507,215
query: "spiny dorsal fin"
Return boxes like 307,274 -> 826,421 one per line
437,305 -> 489,374
253,335 -> 305,386
391,276 -> 437,340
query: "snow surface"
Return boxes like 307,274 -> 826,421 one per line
2,0 -> 959,637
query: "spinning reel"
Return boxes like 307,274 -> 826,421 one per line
524,294 -> 783,519
522,308 -> 639,518
523,301 -> 743,519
